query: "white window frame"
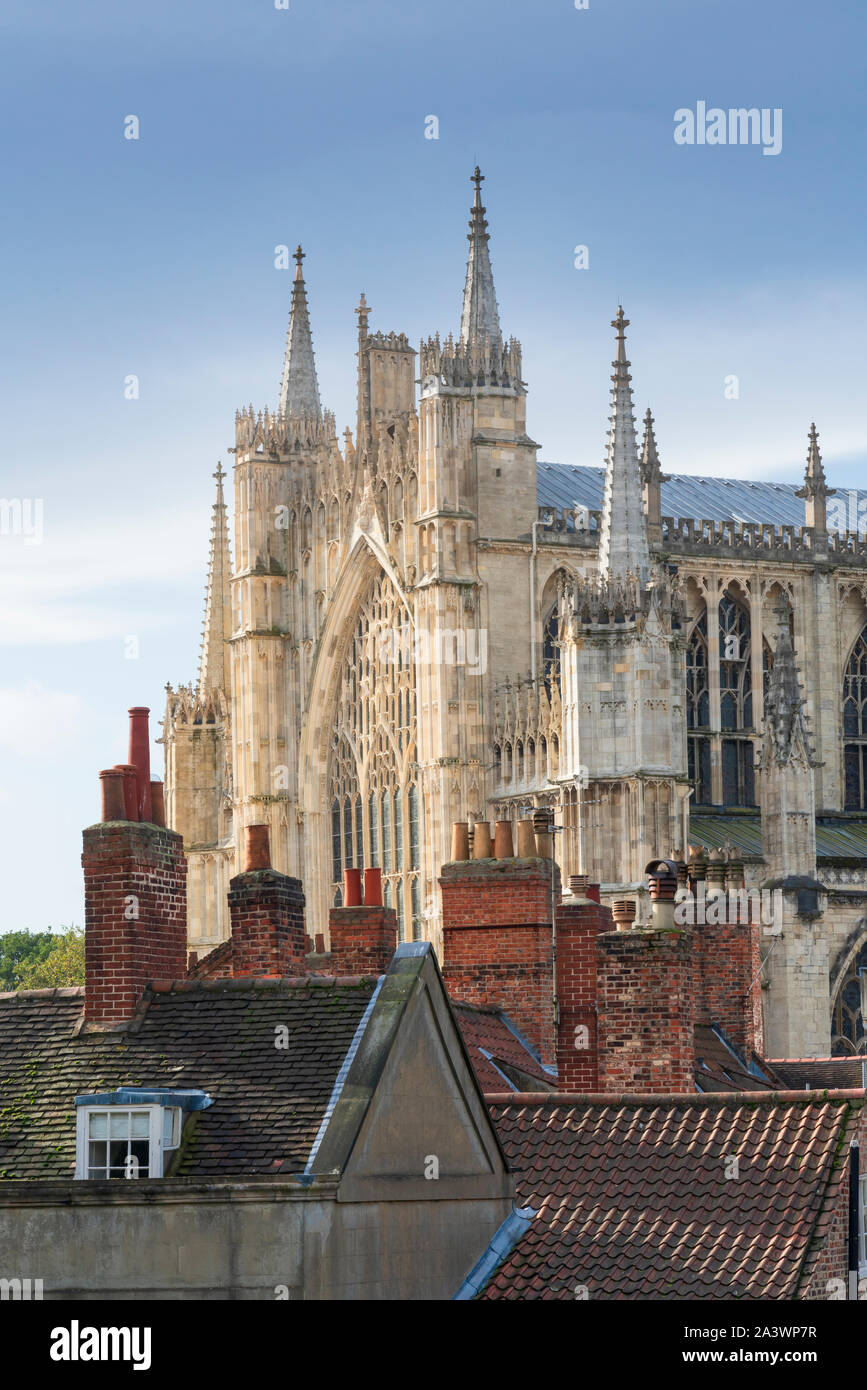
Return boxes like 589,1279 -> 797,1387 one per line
74,1104 -> 182,1181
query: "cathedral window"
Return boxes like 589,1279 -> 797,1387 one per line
368,794 -> 379,867
543,604 -> 561,698
831,942 -> 866,1055
327,568 -> 423,937
719,596 -> 752,731
331,802 -> 342,887
686,596 -> 757,807
843,629 -> 867,811
394,789 -> 404,871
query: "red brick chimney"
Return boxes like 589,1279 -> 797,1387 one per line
689,847 -> 762,1056
554,886 -> 611,1092
83,711 -> 187,1026
327,867 -> 397,976
440,841 -> 560,1066
595,860 -> 694,1094
227,825 -> 306,977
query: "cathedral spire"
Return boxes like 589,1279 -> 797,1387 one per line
640,408 -> 661,487
796,422 -> 835,535
198,462 -> 233,697
459,167 -> 502,348
278,245 -> 322,419
597,308 -> 650,580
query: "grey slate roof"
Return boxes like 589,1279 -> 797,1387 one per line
0,977 -> 376,1180
537,463 -> 867,533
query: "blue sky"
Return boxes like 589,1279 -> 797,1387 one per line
1,0 -> 864,930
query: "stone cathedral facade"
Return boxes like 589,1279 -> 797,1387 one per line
163,169 -> 867,1060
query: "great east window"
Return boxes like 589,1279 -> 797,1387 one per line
328,568 -> 423,940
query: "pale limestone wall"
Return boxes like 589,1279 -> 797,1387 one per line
0,1186 -> 509,1300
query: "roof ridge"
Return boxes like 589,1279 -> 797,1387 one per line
0,986 -> 84,1003
485,1088 -> 866,1107
146,973 -> 377,995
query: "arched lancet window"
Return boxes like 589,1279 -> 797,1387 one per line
832,942 -> 867,1055
844,629 -> 867,810
543,604 -> 561,698
719,595 -> 755,806
687,612 -> 711,806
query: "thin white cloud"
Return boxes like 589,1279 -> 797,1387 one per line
0,683 -> 83,758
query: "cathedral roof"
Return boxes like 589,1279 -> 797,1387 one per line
690,811 -> 867,864
538,462 -> 867,534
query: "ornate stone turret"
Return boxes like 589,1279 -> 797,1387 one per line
640,407 -> 668,546
198,463 -> 233,698
796,422 -> 834,540
597,309 -> 650,581
278,246 -> 321,419
459,167 -> 502,348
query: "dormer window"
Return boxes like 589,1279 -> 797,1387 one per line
74,1088 -> 212,1180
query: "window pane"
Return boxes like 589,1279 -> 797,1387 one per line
88,1112 -> 107,1139
130,1111 -> 150,1138
109,1112 -> 130,1138
89,1140 -> 107,1169
355,795 -> 363,869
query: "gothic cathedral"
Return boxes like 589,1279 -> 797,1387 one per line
163,169 -> 867,1060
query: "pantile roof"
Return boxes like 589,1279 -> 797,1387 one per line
0,976 -> 376,1180
482,1091 -> 862,1300
453,1002 -> 555,1094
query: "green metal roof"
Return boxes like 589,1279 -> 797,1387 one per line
689,813 -> 867,863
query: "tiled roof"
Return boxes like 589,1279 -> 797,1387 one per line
482,1092 -> 862,1300
766,1057 -> 867,1090
694,1025 -> 779,1093
453,1002 -> 555,1094
690,812 -> 867,864
0,977 -> 376,1180
537,462 -> 867,533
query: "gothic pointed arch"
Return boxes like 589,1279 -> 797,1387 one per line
831,934 -> 867,1056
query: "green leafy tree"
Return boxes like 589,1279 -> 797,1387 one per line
0,930 -> 56,989
18,927 -> 85,989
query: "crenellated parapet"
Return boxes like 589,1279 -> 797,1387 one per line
234,404 -> 338,455
164,681 -> 229,734
561,567 -> 686,632
419,331 -> 524,393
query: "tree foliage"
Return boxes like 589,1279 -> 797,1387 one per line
0,927 -> 85,990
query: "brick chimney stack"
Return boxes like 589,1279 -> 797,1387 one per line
328,867 -> 398,976
440,825 -> 560,1065
595,860 -> 694,1094
554,883 -> 611,1091
227,825 -> 307,976
83,709 -> 187,1026
690,847 -> 763,1056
